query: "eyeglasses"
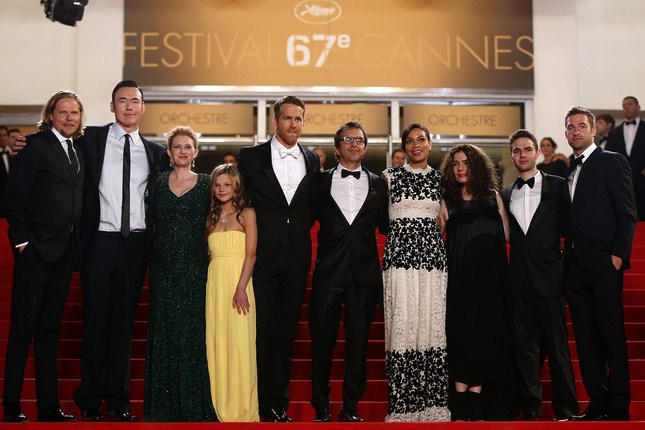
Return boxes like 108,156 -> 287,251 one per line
341,136 -> 365,146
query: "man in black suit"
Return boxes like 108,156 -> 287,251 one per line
501,129 -> 578,421
605,96 -> 645,220
308,121 -> 388,423
237,95 -> 319,422
564,106 -> 637,421
2,90 -> 84,422
0,125 -> 11,217
71,81 -> 168,422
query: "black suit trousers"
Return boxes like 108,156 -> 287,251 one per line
2,242 -> 73,411
308,277 -> 378,412
514,287 -> 578,418
253,239 -> 309,411
565,250 -> 630,414
73,232 -> 147,412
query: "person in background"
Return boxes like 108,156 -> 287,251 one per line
440,144 -> 517,421
0,125 -> 11,217
382,124 -> 450,421
309,121 -> 388,423
3,90 -> 84,423
237,95 -> 319,422
206,164 -> 259,422
312,146 -> 327,171
501,129 -> 578,422
143,126 -> 216,421
390,148 -> 406,167
537,137 -> 567,178
595,113 -> 615,149
606,96 -> 645,220
222,152 -> 238,166
564,106 -> 636,421
8,128 -> 22,141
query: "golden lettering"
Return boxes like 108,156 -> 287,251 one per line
355,34 -> 386,68
212,33 -> 239,67
236,35 -> 265,67
161,33 -> 183,68
388,36 -> 415,68
418,35 -> 450,68
456,36 -> 489,69
184,33 -> 204,67
494,35 -> 512,70
140,32 -> 160,68
515,35 -> 534,71
123,32 -> 137,65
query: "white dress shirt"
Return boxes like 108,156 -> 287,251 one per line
51,127 -> 79,172
568,143 -> 597,200
624,117 -> 640,157
270,135 -> 306,205
330,164 -> 368,224
98,123 -> 149,232
510,172 -> 541,235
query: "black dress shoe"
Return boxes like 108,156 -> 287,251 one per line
260,407 -> 291,422
597,409 -> 630,421
81,408 -> 104,422
37,408 -> 77,422
569,409 -> 602,421
107,410 -> 138,422
3,405 -> 29,423
338,409 -> 363,422
521,411 -> 540,421
314,406 -> 331,422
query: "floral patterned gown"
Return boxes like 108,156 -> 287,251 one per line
382,164 -> 450,422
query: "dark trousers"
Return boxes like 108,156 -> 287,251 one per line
514,288 -> 578,418
2,243 -> 73,411
635,188 -> 645,221
73,232 -> 147,412
308,277 -> 378,412
565,252 -> 630,414
253,242 -> 309,412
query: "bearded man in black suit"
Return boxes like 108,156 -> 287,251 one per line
564,106 -> 636,421
237,95 -> 320,422
308,121 -> 388,423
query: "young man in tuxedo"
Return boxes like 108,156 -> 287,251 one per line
308,121 -> 388,422
564,106 -> 636,421
606,96 -> 645,220
237,95 -> 320,422
501,129 -> 578,421
3,90 -> 85,422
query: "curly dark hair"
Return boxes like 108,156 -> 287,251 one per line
206,164 -> 248,233
440,144 -> 499,208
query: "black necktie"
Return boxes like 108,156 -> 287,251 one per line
2,149 -> 9,174
65,139 -> 78,180
121,134 -> 131,238
341,168 -> 360,179
515,176 -> 535,189
568,154 -> 584,175
625,120 -> 637,126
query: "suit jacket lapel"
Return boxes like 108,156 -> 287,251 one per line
353,168 -> 376,221
260,141 -> 286,203
95,125 -> 110,183
571,146 -> 602,204
325,167 -> 347,223
45,130 -> 74,180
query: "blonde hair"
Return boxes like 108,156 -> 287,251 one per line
206,164 -> 247,233
166,125 -> 199,149
37,90 -> 85,139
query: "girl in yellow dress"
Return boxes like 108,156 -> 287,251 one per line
205,164 -> 259,422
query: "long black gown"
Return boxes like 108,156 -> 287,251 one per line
143,171 -> 216,421
445,196 -> 517,420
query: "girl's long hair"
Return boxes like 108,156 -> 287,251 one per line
206,164 -> 247,233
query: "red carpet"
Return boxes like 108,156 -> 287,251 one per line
1,220 -> 645,426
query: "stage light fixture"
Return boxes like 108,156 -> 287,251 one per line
41,0 -> 88,27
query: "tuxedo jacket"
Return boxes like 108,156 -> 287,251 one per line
565,146 -> 637,270
606,120 -> 645,190
501,172 -> 566,298
312,167 -> 389,288
237,139 -> 320,268
6,129 -> 84,264
0,149 -> 10,216
78,124 -> 168,254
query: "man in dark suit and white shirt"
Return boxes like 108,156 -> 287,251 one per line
71,81 -> 168,422
564,106 -> 636,421
501,129 -> 578,421
2,90 -> 84,422
309,121 -> 388,423
237,95 -> 320,422
606,96 -> 645,220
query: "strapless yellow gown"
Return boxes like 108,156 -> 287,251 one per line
205,231 -> 259,422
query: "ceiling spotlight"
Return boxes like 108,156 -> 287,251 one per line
41,0 -> 89,27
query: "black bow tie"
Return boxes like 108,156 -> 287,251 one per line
625,120 -> 637,126
515,177 -> 535,189
341,168 -> 360,179
568,154 -> 585,174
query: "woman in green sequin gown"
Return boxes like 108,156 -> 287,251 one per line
143,127 -> 216,421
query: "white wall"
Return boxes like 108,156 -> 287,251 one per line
1,0 -> 645,139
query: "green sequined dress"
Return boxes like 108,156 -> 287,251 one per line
143,171 -> 216,421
